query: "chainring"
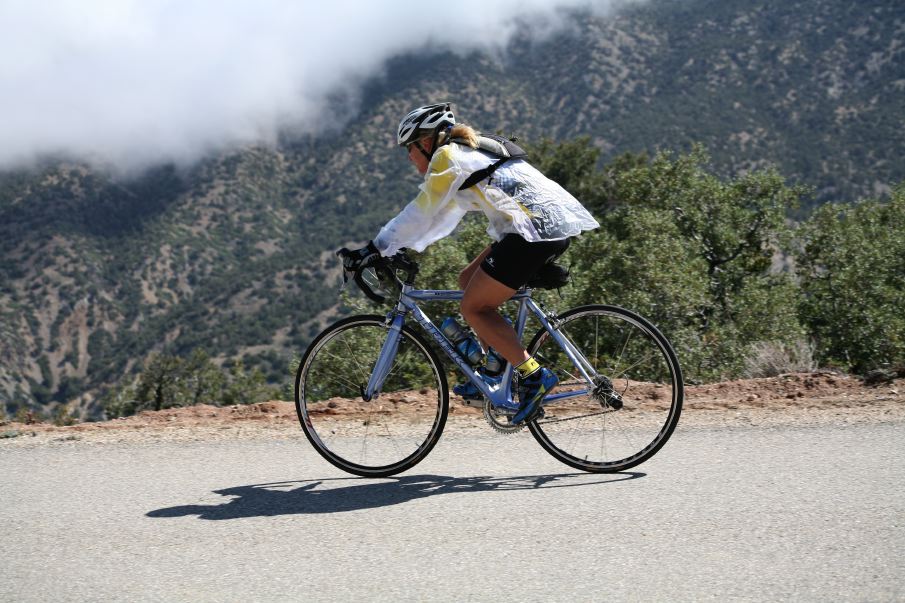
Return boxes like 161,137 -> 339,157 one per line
482,400 -> 525,434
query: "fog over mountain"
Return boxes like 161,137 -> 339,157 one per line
0,0 -> 635,172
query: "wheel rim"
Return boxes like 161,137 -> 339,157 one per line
298,319 -> 446,474
528,307 -> 682,471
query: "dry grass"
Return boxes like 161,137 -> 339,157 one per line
744,339 -> 817,378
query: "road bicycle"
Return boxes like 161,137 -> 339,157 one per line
295,251 -> 683,478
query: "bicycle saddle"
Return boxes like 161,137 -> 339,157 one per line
526,262 -> 570,289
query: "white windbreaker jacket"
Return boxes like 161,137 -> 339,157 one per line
374,142 -> 599,256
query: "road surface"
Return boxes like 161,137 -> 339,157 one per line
2,420 -> 903,601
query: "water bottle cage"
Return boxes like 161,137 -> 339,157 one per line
456,338 -> 484,366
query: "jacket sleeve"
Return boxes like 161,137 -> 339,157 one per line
374,146 -> 471,256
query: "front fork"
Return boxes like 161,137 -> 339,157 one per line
361,312 -> 404,401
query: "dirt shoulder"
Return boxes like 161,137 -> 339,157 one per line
2,372 -> 902,447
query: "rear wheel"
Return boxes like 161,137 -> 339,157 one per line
295,315 -> 448,477
526,305 -> 683,472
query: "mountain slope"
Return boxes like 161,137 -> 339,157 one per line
1,0 -> 903,416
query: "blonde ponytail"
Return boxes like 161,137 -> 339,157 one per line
438,124 -> 480,148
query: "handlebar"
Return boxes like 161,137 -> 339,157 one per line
336,248 -> 419,304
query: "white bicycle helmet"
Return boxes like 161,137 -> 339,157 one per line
396,103 -> 455,147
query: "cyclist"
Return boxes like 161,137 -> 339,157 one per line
343,103 -> 599,425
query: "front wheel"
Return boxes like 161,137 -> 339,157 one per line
526,305 -> 683,473
295,315 -> 448,477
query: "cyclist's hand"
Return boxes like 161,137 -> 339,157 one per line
337,240 -> 381,273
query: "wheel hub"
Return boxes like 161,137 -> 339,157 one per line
592,375 -> 623,410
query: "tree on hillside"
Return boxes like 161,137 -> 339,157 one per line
566,146 -> 807,380
103,349 -> 276,417
797,185 -> 905,375
135,354 -> 186,412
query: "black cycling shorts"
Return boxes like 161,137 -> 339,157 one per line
480,234 -> 571,290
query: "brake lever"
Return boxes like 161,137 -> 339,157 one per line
354,266 -> 387,304
336,248 -> 351,291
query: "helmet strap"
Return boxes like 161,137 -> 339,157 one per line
415,139 -> 433,162
412,121 -> 452,163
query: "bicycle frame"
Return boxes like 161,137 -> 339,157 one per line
364,284 -> 599,411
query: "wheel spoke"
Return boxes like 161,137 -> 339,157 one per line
610,349 -> 657,383
307,365 -> 362,394
611,327 -> 634,381
340,336 -> 371,385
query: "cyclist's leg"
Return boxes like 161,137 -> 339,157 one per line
463,235 -> 570,422
462,270 -> 557,424
457,245 -> 492,291
461,234 -> 570,364
460,268 -> 528,366
449,246 -> 509,401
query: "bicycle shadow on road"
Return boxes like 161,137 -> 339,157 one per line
146,471 -> 644,520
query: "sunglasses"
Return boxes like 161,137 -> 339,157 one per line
405,136 -> 433,153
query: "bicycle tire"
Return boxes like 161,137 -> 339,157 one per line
526,304 -> 683,473
295,315 -> 449,477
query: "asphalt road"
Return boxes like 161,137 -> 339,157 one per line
2,420 -> 903,602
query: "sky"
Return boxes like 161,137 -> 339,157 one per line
0,0 -> 634,173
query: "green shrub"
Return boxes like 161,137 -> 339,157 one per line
797,185 -> 905,374
103,348 -> 279,418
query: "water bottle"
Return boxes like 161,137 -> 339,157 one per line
440,317 -> 484,365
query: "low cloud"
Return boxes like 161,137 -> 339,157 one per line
0,0 -> 634,172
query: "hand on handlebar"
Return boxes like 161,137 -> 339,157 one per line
337,241 -> 381,273
336,243 -> 417,304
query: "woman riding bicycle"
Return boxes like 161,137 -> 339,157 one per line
344,103 -> 599,425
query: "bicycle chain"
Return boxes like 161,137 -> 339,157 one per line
535,409 -> 615,425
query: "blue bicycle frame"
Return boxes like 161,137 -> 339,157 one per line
364,284 -> 600,412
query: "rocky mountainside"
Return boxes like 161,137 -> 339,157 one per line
1,0 -> 903,416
